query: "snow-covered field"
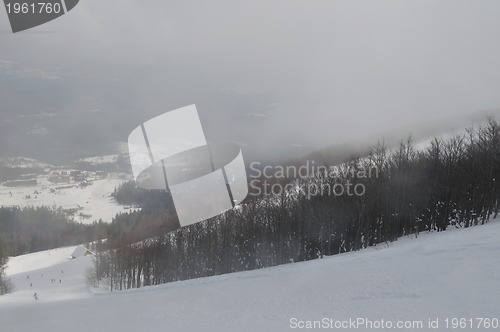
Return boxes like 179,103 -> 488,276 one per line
77,154 -> 120,165
1,219 -> 499,331
0,157 -> 50,169
0,177 -> 133,224
0,155 -> 135,223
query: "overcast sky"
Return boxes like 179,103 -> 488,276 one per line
1,0 -> 500,163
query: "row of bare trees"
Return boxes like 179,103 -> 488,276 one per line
93,119 -> 500,291
0,238 -> 12,295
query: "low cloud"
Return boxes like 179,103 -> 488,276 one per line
1,1 -> 500,163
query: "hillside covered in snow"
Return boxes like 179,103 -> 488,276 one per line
0,219 -> 499,332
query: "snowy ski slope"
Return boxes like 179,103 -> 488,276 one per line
0,220 -> 499,331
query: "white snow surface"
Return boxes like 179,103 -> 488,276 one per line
0,157 -> 50,169
0,177 -> 133,224
77,154 -> 120,165
1,220 -> 499,332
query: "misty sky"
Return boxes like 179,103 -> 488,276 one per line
1,0 -> 500,163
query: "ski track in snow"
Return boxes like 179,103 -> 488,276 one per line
0,220 -> 499,331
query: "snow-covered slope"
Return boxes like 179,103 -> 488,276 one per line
1,247 -> 93,306
1,220 -> 499,332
